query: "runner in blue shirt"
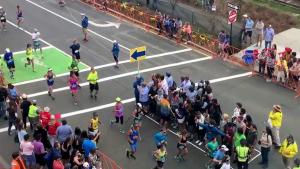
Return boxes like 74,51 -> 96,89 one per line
16,5 -> 23,28
81,14 -> 89,41
3,48 -> 15,79
126,124 -> 140,160
70,39 -> 81,62
153,128 -> 167,149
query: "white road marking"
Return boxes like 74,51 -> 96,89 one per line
24,0 -> 130,51
13,48 -> 193,86
6,20 -> 90,68
26,56 -> 212,98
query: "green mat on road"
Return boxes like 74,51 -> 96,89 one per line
0,47 -> 87,84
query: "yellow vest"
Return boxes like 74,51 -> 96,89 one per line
90,117 -> 99,130
269,111 -> 282,127
293,166 -> 300,169
28,105 -> 38,118
26,48 -> 34,60
279,139 -> 298,158
87,71 -> 98,84
236,146 -> 249,162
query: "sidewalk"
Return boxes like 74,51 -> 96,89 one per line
276,0 -> 300,8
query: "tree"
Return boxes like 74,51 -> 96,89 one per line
169,0 -> 179,16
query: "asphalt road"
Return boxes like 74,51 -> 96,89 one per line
0,0 -> 299,169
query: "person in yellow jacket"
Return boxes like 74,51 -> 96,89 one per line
87,67 -> 99,99
268,104 -> 283,148
25,43 -> 35,72
28,99 -> 40,130
279,135 -> 298,169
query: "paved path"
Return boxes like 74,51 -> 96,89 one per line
0,0 -> 299,169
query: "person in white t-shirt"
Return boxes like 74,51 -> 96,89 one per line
32,29 -> 43,58
220,155 -> 231,169
232,102 -> 242,122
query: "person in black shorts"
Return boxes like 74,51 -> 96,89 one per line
70,39 -> 81,62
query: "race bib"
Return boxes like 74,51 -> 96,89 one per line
74,50 -> 79,53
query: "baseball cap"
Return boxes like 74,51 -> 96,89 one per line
80,13 -> 85,16
115,97 -> 121,102
48,68 -> 52,71
5,48 -> 10,53
220,145 -> 229,151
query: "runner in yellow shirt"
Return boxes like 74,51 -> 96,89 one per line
87,67 -> 99,99
89,112 -> 101,143
25,43 -> 35,72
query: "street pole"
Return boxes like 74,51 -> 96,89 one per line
230,23 -> 233,46
137,60 -> 140,76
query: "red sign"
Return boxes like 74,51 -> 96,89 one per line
228,9 -> 237,24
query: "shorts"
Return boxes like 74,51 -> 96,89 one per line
74,53 -> 80,60
130,143 -> 137,152
115,116 -> 124,124
113,55 -> 119,62
245,31 -> 252,37
140,101 -> 148,107
47,79 -> 54,86
70,71 -> 79,77
82,28 -> 87,34
157,161 -> 164,168
17,17 -> 23,21
26,57 -> 33,62
89,83 -> 99,91
160,114 -> 170,122
0,18 -> 6,23
33,40 -> 41,49
177,143 -> 186,150
7,62 -> 15,69
23,154 -> 36,167
71,88 -> 78,94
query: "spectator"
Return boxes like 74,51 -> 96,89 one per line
56,119 -> 73,143
7,101 -> 17,136
28,99 -> 40,130
45,141 -> 61,169
11,152 -> 26,169
266,53 -> 276,82
133,75 -> 144,104
0,86 -> 8,120
47,115 -> 61,147
17,122 -> 27,143
218,30 -> 226,56
33,134 -> 47,168
165,72 -> 174,89
276,56 -> 288,85
244,16 -> 254,44
20,94 -> 31,129
52,155 -> 64,169
20,134 -> 36,169
39,107 -> 51,128
232,102 -> 242,122
138,82 -> 150,110
268,105 -> 283,148
259,126 -> 272,168
236,139 -> 250,169
159,94 -> 173,128
246,124 -> 258,153
82,135 -> 97,158
212,145 -> 229,169
264,25 -> 275,49
279,135 -> 298,169
152,0 -> 159,11
34,124 -> 51,149
255,19 -> 264,48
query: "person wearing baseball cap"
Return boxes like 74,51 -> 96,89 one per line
3,48 -> 15,79
268,104 -> 283,148
20,93 -> 31,129
112,40 -> 120,68
110,97 -> 125,133
212,144 -> 229,168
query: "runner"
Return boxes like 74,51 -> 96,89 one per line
44,68 -> 56,100
87,67 -> 99,99
3,48 -> 15,79
25,43 -> 35,72
16,5 -> 23,28
68,57 -> 80,77
88,112 -> 101,139
68,72 -> 79,105
58,0 -> 66,7
175,129 -> 188,162
126,124 -> 140,160
81,13 -> 89,42
32,28 -> 43,58
110,97 -> 125,133
112,40 -> 120,68
70,39 -> 81,62
0,6 -> 7,31
153,144 -> 167,169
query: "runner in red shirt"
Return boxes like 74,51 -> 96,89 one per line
39,107 -> 51,128
47,115 -> 61,147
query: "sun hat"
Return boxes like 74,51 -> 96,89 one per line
273,105 -> 281,111
116,97 -> 121,102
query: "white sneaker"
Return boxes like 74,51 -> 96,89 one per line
198,142 -> 203,146
195,140 -> 200,144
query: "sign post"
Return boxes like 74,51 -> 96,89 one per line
228,9 -> 237,46
130,46 -> 146,76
